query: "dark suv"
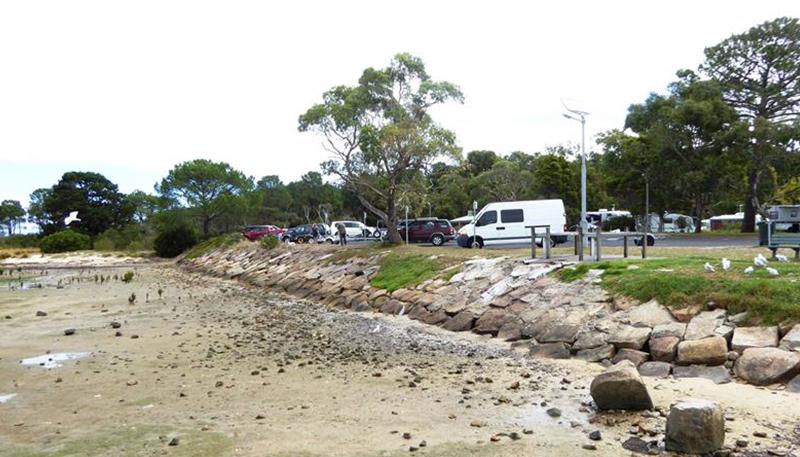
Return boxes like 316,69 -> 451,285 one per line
398,218 -> 455,246
281,224 -> 314,243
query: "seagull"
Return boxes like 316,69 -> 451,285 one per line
398,304 -> 406,317
704,262 -> 715,273
766,267 -> 779,276
754,255 -> 768,268
721,258 -> 731,271
743,266 -> 754,275
776,254 -> 789,263
63,211 -> 81,226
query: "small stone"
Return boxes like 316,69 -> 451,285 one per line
402,432 -> 411,439
36,311 -> 47,317
588,430 -> 602,441
546,407 -> 561,418
168,437 -> 179,446
470,419 -> 484,427
582,444 -> 597,450
64,328 -> 76,336
110,322 -> 121,329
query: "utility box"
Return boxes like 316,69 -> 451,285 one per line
767,205 -> 800,223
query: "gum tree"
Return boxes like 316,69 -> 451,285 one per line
299,53 -> 463,243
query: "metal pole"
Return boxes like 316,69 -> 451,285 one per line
577,226 -> 584,261
643,176 -> 649,259
405,206 -> 409,245
580,114 -> 587,246
595,224 -> 602,261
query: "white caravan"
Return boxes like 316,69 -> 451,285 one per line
456,200 -> 567,248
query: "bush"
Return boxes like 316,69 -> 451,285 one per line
260,235 -> 279,250
153,225 -> 198,258
40,230 -> 91,253
95,225 -> 154,251
185,233 -> 244,259
0,234 -> 40,249
121,271 -> 135,283
602,215 -> 636,232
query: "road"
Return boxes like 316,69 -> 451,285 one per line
453,234 -> 759,250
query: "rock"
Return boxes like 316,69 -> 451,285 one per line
780,324 -> 800,352
168,437 -> 180,446
665,399 -> 725,454
676,337 -> 728,366
786,374 -> 800,393
110,322 -> 122,329
528,342 -> 571,359
731,327 -> 779,353
573,331 -> 608,350
650,336 -> 680,362
607,326 -> 651,350
537,324 -> 580,344
380,299 -> 405,315
590,360 -> 653,411
441,311 -> 475,332
684,310 -> 726,341
670,306 -> 701,323
473,308 -> 511,335
497,322 -> 523,341
638,361 -> 672,378
64,328 -> 76,336
469,419 -> 484,427
588,430 -> 602,441
734,348 -> 800,386
672,365 -> 732,384
612,348 -> 649,367
546,407 -> 561,417
626,299 -> 675,327
419,310 -> 448,326
651,322 -> 687,339
714,324 -> 735,341
35,310 -> 47,317
575,344 -> 615,363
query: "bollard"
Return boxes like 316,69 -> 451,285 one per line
642,232 -> 647,259
577,226 -> 584,262
623,234 -> 629,258
595,225 -> 602,261
544,226 -> 551,259
530,227 -> 536,259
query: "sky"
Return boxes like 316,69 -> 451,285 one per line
2,0 -> 799,207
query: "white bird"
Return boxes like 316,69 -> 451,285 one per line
776,254 -> 789,263
370,324 -> 381,333
63,211 -> 81,226
721,258 -> 731,271
398,304 -> 406,317
766,267 -> 780,277
754,256 -> 768,268
743,266 -> 754,274
704,262 -> 716,273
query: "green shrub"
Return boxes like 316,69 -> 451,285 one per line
602,215 -> 636,232
153,225 -> 198,258
0,234 -> 40,248
40,230 -> 91,253
260,235 -> 279,250
95,225 -> 153,251
121,271 -> 135,283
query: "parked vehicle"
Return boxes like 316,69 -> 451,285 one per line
456,200 -> 567,248
398,218 -> 456,246
242,225 -> 285,241
330,221 -> 381,239
281,224 -> 315,243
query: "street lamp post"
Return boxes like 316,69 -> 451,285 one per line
563,109 -> 589,247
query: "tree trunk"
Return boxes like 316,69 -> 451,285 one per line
202,217 -> 210,236
742,169 -> 759,233
385,199 -> 402,243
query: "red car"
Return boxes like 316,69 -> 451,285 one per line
242,225 -> 285,241
398,218 -> 456,246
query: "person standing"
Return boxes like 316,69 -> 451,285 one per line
336,222 -> 347,246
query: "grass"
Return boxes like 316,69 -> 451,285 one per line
185,233 -> 245,259
0,248 -> 38,260
370,253 -> 444,292
558,254 -> 800,324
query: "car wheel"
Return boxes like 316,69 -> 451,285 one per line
373,231 -> 381,238
469,237 -> 483,249
326,239 -> 333,244
283,237 -> 292,244
431,234 -> 444,246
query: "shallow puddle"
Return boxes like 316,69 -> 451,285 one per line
0,393 -> 16,404
20,352 -> 91,368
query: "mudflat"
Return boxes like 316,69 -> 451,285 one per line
0,261 -> 797,456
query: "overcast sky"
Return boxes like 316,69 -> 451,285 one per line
2,1 -> 799,206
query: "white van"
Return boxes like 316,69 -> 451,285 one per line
456,200 -> 567,248
330,221 -> 381,239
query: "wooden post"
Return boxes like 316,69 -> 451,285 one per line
530,227 -> 536,259
642,232 -> 647,259
623,234 -> 628,258
574,232 -> 579,255
577,226 -> 584,262
544,226 -> 551,259
595,225 -> 602,261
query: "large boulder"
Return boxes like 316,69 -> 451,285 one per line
665,399 -> 725,454
441,310 -> 476,332
638,361 -> 672,378
676,337 -> 728,366
731,326 -> 779,353
612,348 -> 649,367
734,347 -> 800,386
651,322 -> 687,339
684,310 -> 726,341
590,360 -> 653,411
473,308 -> 511,335
780,324 -> 800,352
626,299 -> 676,327
573,331 -> 608,350
607,325 -> 652,350
528,342 -> 571,359
672,365 -> 732,384
575,344 -> 615,363
650,336 -> 680,363
538,324 -> 581,344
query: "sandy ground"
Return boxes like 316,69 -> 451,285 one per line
0,261 -> 798,456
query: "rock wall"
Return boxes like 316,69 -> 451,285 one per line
181,243 -> 800,389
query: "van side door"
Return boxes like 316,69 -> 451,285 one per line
500,208 -> 526,242
474,210 -> 498,244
